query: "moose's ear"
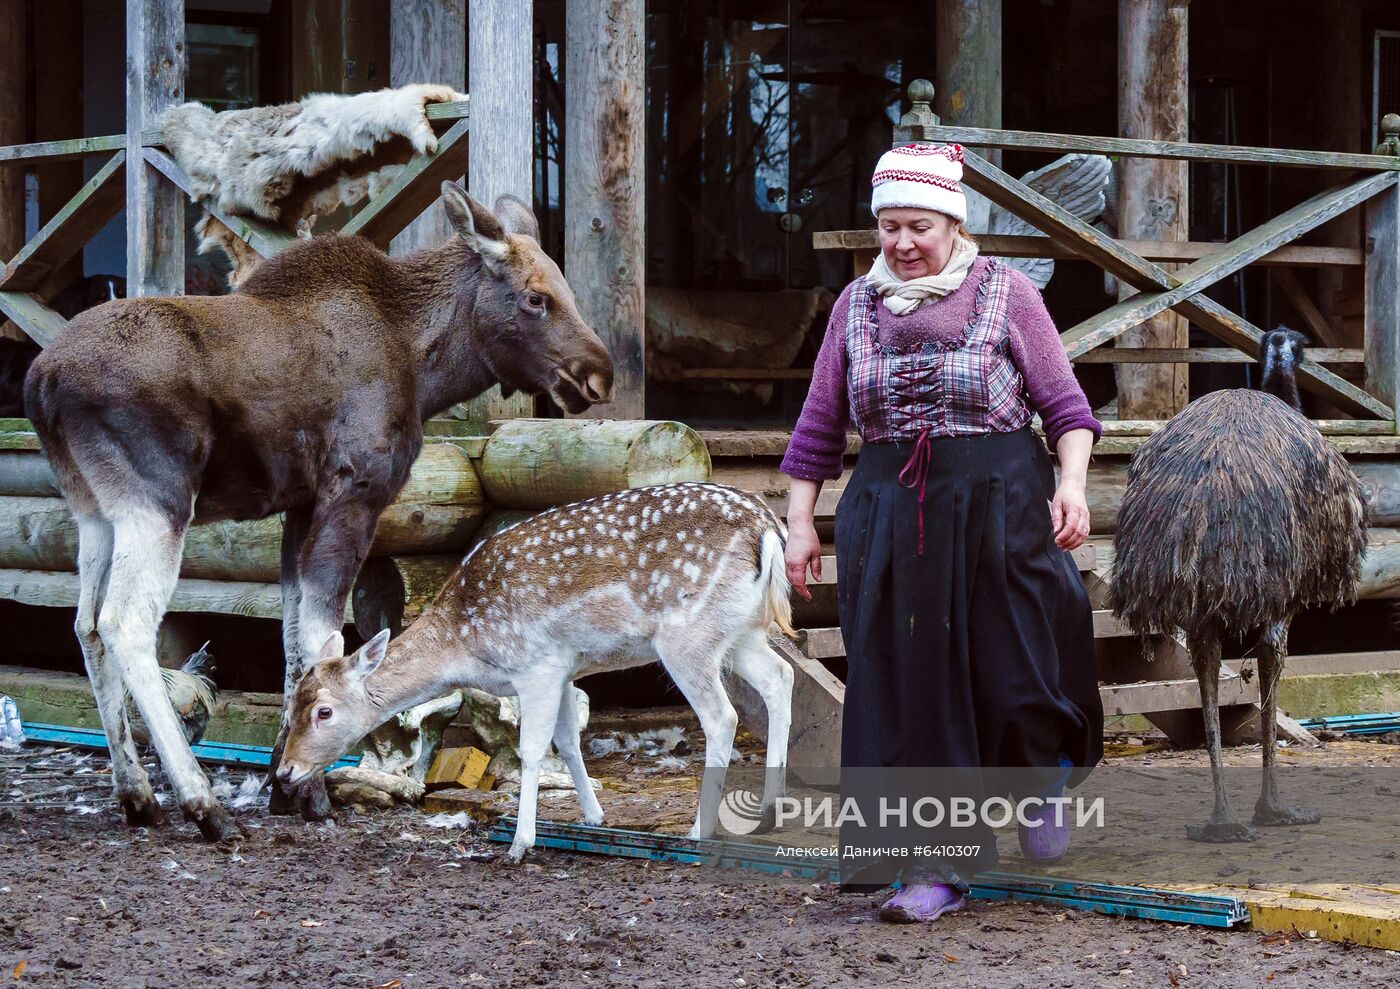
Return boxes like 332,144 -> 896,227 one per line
348,628 -> 390,681
440,181 -> 509,267
317,632 -> 346,663
493,194 -> 540,241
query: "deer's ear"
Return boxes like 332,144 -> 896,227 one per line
349,628 -> 390,682
441,181 -> 509,268
317,632 -> 345,663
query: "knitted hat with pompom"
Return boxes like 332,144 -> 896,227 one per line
870,143 -> 967,222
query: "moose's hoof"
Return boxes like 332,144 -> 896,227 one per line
1185,820 -> 1259,843
1252,804 -> 1321,828
120,793 -> 164,828
187,802 -> 246,843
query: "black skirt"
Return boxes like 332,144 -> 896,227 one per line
835,426 -> 1103,886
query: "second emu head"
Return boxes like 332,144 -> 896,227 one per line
1258,325 -> 1309,412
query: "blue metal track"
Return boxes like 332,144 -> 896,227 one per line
1298,711 -> 1400,736
484,817 -> 1249,929
20,721 -> 361,771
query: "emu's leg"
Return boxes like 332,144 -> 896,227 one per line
509,668 -> 570,863
1185,621 -> 1257,843
75,513 -> 160,826
101,509 -> 242,842
1252,620 -> 1320,827
267,504 -> 323,818
728,629 -> 794,833
552,682 -> 605,828
655,630 -> 740,841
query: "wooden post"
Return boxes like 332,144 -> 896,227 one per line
125,0 -> 184,297
565,0 -> 646,420
0,1 -> 26,267
1365,114 -> 1400,426
34,1 -> 85,295
1115,0 -> 1189,420
934,0 -> 1001,184
460,0 -> 535,424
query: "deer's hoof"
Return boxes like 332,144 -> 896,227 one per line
1185,820 -> 1259,843
505,841 -> 531,864
120,792 -> 164,829
1252,804 -> 1321,827
187,802 -> 246,843
298,776 -> 333,823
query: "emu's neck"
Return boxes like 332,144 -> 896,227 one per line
396,241 -> 498,421
360,612 -> 493,727
1260,355 -> 1302,411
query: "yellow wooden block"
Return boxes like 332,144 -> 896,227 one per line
425,746 -> 492,791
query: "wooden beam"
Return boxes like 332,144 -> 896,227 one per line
935,0 -> 1000,176
2,153 -> 127,291
125,0 -> 184,296
1099,676 -> 1259,718
1073,347 -> 1363,365
0,293 -> 68,347
1272,267 -> 1342,348
565,0 -> 646,420
340,118 -> 472,249
0,1 -> 25,265
33,0 -> 85,293
1064,173 -> 1397,359
0,136 -> 127,165
1365,120 -> 1400,425
142,149 -> 298,260
810,230 -> 1363,268
460,0 -> 534,424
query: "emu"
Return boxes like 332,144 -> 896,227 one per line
24,184 -> 614,840
1110,327 -> 1367,842
277,482 -> 797,863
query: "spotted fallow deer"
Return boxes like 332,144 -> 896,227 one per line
24,183 -> 614,841
278,482 -> 797,862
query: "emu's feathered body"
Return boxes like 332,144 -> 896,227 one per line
1110,389 -> 1367,638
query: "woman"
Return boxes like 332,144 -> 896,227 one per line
781,144 -> 1104,923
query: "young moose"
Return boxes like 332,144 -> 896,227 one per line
278,482 -> 797,862
25,183 -> 613,840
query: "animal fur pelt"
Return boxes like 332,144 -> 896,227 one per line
158,84 -> 467,286
1109,389 -> 1367,640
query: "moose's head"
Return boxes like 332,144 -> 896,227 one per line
439,181 -> 613,414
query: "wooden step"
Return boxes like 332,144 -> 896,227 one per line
802,607 -> 1134,661
1100,676 -> 1260,717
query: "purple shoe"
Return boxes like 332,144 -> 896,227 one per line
1019,801 -> 1071,863
878,883 -> 966,924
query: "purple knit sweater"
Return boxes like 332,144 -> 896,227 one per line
781,257 -> 1102,482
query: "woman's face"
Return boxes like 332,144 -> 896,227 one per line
877,209 -> 957,280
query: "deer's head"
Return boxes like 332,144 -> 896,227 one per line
277,630 -> 391,787
440,182 -> 613,414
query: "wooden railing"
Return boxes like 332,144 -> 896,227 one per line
0,101 -> 470,347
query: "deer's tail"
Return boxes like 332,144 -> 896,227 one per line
758,527 -> 796,638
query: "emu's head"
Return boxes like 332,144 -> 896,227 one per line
1258,325 -> 1308,411
438,181 -> 613,414
277,630 -> 390,788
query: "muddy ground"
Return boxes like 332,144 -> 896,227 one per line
5,742 -> 1400,988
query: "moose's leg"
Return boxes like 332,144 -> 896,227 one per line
1253,620 -> 1320,827
728,629 -> 794,832
287,497 -> 383,822
655,631 -> 740,841
75,513 -> 160,826
1184,621 -> 1257,844
509,667 -> 570,863
267,504 -> 317,817
101,508 -> 242,842
551,680 -> 605,828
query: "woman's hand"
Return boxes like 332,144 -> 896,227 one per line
785,517 -> 824,601
1050,481 -> 1090,550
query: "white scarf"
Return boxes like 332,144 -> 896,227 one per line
864,235 -> 979,316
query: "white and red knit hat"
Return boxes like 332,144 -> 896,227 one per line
870,143 -> 967,222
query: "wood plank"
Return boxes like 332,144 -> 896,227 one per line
1094,418 -> 1391,435
1272,266 -> 1341,348
339,117 -> 471,249
423,101 -> 470,122
1073,347 -> 1363,365
1,153 -> 126,291
1091,433 -> 1400,456
727,633 -> 845,770
142,149 -> 298,260
1061,173 -> 1398,358
0,1 -> 22,264
0,135 -> 127,165
1099,676 -> 1260,717
798,626 -> 845,661
810,230 -> 1363,268
1225,651 -> 1400,678
1364,173 -> 1400,422
701,429 -> 862,458
676,368 -> 814,380
0,292 -> 68,347
565,0 -> 646,419
1092,609 -> 1133,638
126,0 -> 184,296
891,123 -> 1400,173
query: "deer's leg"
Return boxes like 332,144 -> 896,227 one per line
267,503 -> 317,817
509,668 -> 570,863
1185,621 -> 1257,843
552,682 -> 605,827
655,631 -> 739,841
1252,619 -> 1319,827
728,629 -> 794,832
100,508 -> 242,842
75,513 -> 159,826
